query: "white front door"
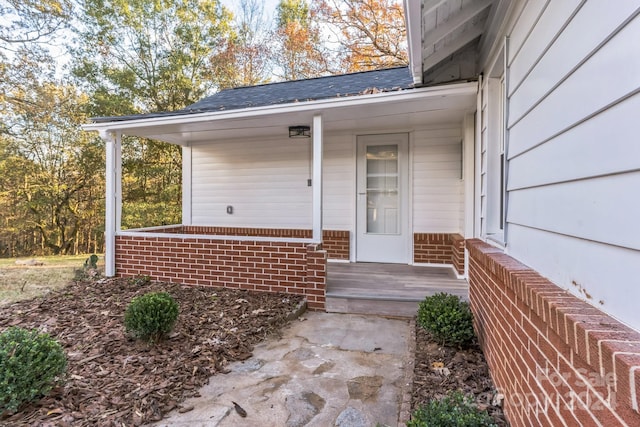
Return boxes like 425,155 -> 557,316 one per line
356,133 -> 409,263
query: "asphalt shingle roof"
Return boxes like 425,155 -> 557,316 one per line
90,67 -> 414,123
185,66 -> 414,112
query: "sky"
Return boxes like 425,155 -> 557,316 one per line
221,0 -> 281,24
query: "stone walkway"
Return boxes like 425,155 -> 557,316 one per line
152,312 -> 412,427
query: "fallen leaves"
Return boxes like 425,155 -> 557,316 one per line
232,401 -> 247,418
412,324 -> 508,426
0,278 -> 303,426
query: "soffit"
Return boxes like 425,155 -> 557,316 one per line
413,0 -> 510,84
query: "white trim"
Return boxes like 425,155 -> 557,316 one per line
101,130 -> 121,277
82,83 -> 478,133
312,114 -> 323,243
355,133 -> 410,263
115,139 -> 122,232
404,0 -> 423,84
485,234 -> 506,249
327,259 -> 351,264
464,249 -> 469,278
411,262 -> 467,280
350,134 -> 358,263
117,230 -> 315,244
408,131 -> 415,263
182,145 -> 192,225
124,224 -> 183,232
463,112 -> 476,238
474,75 -> 483,237
479,0 -> 525,71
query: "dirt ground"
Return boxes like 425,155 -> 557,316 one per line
411,323 -> 509,425
0,278 -> 304,426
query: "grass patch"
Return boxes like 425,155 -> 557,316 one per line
0,254 -> 103,306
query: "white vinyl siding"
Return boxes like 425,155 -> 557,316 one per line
412,127 -> 464,233
322,135 -> 354,230
508,225 -> 640,333
501,1 -> 640,330
190,135 -> 356,230
189,125 -> 465,236
191,138 -> 313,228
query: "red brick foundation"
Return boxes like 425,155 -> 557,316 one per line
115,234 -> 327,310
467,239 -> 640,426
146,226 -> 349,261
322,230 -> 349,260
414,233 -> 465,275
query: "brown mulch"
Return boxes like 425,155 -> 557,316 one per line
411,323 -> 509,426
0,278 -> 304,426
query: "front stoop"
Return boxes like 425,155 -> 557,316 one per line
325,293 -> 421,318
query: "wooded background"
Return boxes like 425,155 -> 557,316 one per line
0,0 -> 406,257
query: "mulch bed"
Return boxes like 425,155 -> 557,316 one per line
411,323 -> 509,425
0,278 -> 303,426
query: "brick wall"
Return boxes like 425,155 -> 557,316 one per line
139,226 -> 349,260
414,233 -> 465,275
322,230 -> 350,260
467,239 -> 640,426
115,235 -> 327,310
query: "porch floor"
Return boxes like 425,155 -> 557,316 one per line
325,262 -> 468,317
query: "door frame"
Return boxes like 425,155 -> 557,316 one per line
354,132 -> 412,264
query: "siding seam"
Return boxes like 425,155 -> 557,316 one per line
508,86 -> 640,161
507,167 -> 640,191
508,6 -> 640,130
507,222 -> 640,252
508,0 -> 586,96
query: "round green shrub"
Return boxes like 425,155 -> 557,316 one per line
124,292 -> 179,342
408,391 -> 496,427
417,292 -> 475,348
0,327 -> 67,412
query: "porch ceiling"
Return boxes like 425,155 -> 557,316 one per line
85,82 -> 477,145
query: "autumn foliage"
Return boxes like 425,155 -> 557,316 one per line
315,0 -> 408,72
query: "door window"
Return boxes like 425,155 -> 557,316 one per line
366,144 -> 399,234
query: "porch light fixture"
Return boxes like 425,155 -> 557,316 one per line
288,125 -> 311,138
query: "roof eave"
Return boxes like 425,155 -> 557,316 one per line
82,82 -> 477,134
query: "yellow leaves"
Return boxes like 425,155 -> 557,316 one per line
314,0 -> 408,72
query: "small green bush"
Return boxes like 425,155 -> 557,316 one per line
408,391 -> 496,427
0,327 -> 67,412
417,292 -> 475,348
124,292 -> 179,342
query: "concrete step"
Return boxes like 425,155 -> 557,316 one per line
325,294 -> 420,318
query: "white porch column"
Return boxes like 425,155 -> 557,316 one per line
312,114 -> 323,243
182,145 -> 192,225
101,130 -> 122,277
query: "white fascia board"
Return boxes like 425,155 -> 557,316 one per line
81,82 -> 477,134
404,0 -> 423,84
